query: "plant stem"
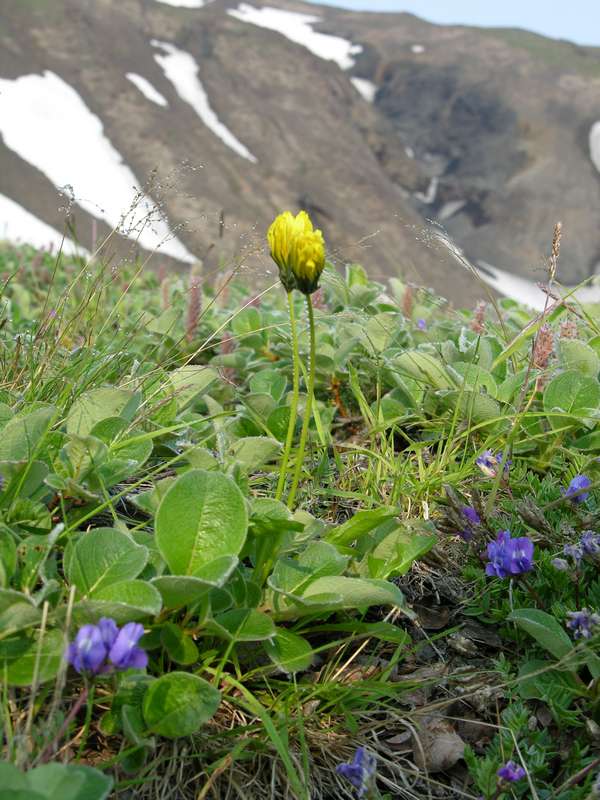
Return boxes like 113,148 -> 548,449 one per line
75,682 -> 95,761
38,683 -> 89,764
275,291 -> 300,501
287,294 -> 316,509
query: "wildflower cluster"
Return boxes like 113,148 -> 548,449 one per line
67,618 -> 147,675
566,608 -> 600,640
485,530 -> 534,578
553,529 -> 600,571
497,760 -> 526,783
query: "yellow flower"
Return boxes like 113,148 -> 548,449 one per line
267,210 -> 326,294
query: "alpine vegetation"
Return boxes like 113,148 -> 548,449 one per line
0,216 -> 600,800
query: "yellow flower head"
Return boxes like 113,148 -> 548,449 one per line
268,210 -> 326,294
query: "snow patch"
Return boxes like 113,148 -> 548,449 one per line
351,77 -> 376,103
415,177 -> 439,205
405,146 -> 415,159
0,193 -> 87,256
590,121 -> 600,174
478,260 -> 600,310
411,44 -> 425,54
227,4 -> 362,70
152,40 -> 257,163
0,71 -> 195,262
126,73 -> 169,107
432,231 -> 600,309
154,0 -> 210,7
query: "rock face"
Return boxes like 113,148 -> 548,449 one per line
1,0 -> 600,303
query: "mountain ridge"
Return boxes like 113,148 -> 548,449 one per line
1,0 -> 599,305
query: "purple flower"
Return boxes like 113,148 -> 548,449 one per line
566,608 -> 600,640
476,450 -> 511,478
67,619 -> 147,675
551,557 -> 570,571
336,747 -> 376,797
485,530 -> 534,578
67,624 -> 107,675
462,506 -> 481,526
497,760 -> 526,782
564,475 -> 592,504
416,318 -> 427,331
98,617 -> 119,648
564,542 -> 585,566
581,531 -> 600,556
457,506 -> 480,541
108,622 -> 148,670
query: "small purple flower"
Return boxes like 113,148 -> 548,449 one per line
336,747 -> 376,797
581,531 -> 600,556
476,450 -> 511,478
97,617 -> 119,649
462,506 -> 481,526
497,760 -> 526,782
564,542 -> 585,566
67,624 -> 107,675
458,506 -> 480,541
485,530 -> 534,578
416,318 -> 427,331
566,608 -> 600,640
67,619 -> 147,675
564,475 -> 592,504
108,622 -> 148,670
551,557 -> 570,571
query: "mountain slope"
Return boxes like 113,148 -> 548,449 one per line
1,0 -> 599,305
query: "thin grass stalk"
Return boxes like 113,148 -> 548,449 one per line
287,294 -> 316,509
275,291 -> 301,500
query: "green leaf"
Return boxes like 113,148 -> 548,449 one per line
3,628 -> 64,687
0,406 -> 55,461
155,470 -> 248,576
142,672 -> 221,738
368,524 -> 437,579
263,629 -> 314,674
167,366 -> 218,410
516,659 -> 580,708
129,476 -> 177,516
394,351 -> 454,390
161,624 -> 199,665
448,362 -> 498,397
0,763 -> 26,791
230,437 -> 281,468
326,507 -> 399,546
76,580 -> 162,623
438,390 -> 502,425
210,609 -> 276,642
558,339 -> 600,377
66,528 -> 148,596
508,608 -> 573,660
66,388 -> 137,436
249,370 -> 287,402
543,371 -> 600,430
151,567 -> 233,610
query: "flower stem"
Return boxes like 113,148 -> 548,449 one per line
275,291 -> 300,501
287,294 -> 316,509
38,683 -> 89,764
75,682 -> 95,761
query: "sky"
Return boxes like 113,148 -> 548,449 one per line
305,1 -> 600,47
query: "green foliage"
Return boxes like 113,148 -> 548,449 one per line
1,244 -> 600,797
